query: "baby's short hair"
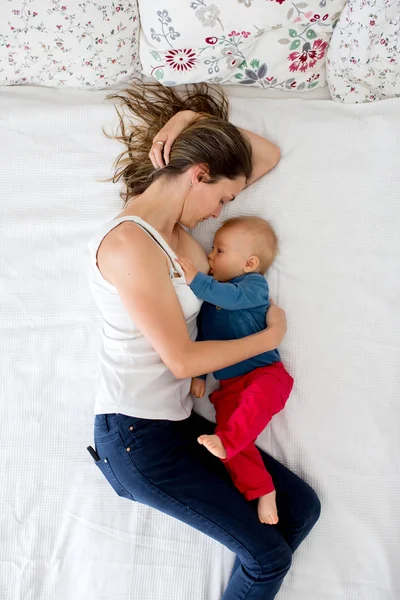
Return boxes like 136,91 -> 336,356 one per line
219,216 -> 278,273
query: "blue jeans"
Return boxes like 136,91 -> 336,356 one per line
91,412 -> 320,600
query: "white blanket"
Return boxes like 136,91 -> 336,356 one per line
1,85 -> 399,600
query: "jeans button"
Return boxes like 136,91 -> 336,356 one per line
129,426 -> 134,431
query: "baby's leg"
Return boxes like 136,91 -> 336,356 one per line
225,442 -> 278,525
214,363 -> 293,461
198,377 -> 240,459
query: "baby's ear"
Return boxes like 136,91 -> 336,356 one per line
243,255 -> 260,273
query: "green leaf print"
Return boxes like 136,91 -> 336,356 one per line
289,29 -> 298,38
154,68 -> 164,80
290,39 -> 301,50
250,59 -> 260,69
306,30 -> 317,39
150,50 -> 162,62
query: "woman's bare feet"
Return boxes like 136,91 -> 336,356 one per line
197,434 -> 227,459
258,490 -> 279,525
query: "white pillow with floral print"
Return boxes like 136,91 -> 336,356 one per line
326,0 -> 400,103
0,0 -> 141,88
138,0 -> 345,92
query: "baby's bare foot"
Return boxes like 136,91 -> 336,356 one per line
258,490 -> 279,525
197,434 -> 227,459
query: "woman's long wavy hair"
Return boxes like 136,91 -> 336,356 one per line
107,80 -> 252,206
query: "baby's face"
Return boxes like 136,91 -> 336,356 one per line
208,227 -> 254,282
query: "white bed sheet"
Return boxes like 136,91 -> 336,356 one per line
1,84 -> 399,600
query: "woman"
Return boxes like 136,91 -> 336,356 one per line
88,82 -> 320,600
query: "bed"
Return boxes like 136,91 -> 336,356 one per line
1,79 -> 399,600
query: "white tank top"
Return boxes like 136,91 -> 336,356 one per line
88,216 -> 202,420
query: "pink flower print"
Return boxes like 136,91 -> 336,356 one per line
275,0 -> 286,4
56,25 -> 62,29
305,11 -> 313,18
310,14 -> 320,22
241,31 -> 251,38
61,5 -> 66,10
323,14 -> 329,20
116,6 -> 121,10
288,39 -> 328,72
33,12 -> 37,16
165,48 -> 197,72
294,17 -> 302,23
380,39 -> 386,45
370,20 -> 375,25
205,36 -> 218,45
228,31 -> 240,37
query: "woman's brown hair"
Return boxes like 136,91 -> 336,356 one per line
107,80 -> 252,206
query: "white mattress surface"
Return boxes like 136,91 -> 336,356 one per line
1,85 -> 399,600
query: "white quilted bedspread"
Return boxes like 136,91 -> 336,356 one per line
1,85 -> 399,600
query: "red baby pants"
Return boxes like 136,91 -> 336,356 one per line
209,362 -> 293,501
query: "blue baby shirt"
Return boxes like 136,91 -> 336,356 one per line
190,271 -> 281,381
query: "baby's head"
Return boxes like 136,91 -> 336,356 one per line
208,216 -> 278,282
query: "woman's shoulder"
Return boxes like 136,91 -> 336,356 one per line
96,219 -> 169,286
174,226 -> 209,274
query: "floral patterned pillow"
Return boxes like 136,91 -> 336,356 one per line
327,0 -> 400,102
138,0 -> 346,92
0,0 -> 141,88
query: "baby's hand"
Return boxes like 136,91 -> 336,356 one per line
191,377 -> 206,398
176,257 -> 198,285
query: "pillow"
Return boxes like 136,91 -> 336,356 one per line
0,0 -> 141,88
138,0 -> 345,92
327,0 -> 400,102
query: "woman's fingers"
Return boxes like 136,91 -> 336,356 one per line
152,146 -> 164,168
163,141 -> 172,165
149,140 -> 168,169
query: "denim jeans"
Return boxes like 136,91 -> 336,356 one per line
91,411 -> 321,600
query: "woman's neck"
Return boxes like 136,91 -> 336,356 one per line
121,177 -> 185,242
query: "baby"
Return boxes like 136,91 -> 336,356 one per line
177,216 -> 293,526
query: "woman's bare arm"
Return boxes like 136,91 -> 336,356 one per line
99,223 -> 286,380
239,128 -> 280,186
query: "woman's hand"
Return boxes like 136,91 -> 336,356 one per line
265,301 -> 287,348
175,256 -> 198,285
149,110 -> 197,169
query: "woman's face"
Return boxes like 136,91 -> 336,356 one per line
181,169 -> 246,228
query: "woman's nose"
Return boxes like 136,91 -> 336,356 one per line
212,206 -> 222,218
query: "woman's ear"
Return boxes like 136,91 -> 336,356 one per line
193,163 -> 210,184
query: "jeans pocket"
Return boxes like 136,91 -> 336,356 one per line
120,415 -> 170,445
95,456 -> 136,501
